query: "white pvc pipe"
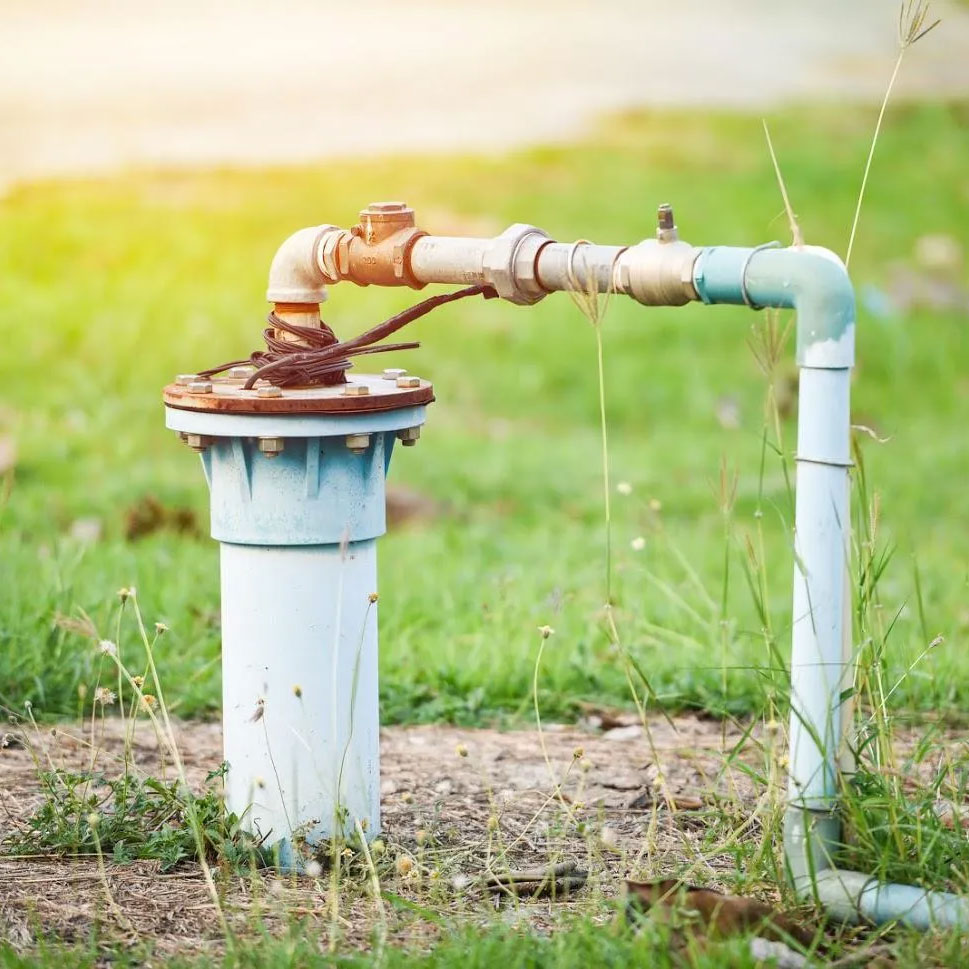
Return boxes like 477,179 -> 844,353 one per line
220,540 -> 380,858
788,366 -> 852,811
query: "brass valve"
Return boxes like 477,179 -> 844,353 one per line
321,201 -> 428,289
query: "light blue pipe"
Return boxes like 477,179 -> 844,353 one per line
693,243 -> 854,368
694,244 -> 969,930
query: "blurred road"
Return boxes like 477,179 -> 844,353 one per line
2,0 -> 968,186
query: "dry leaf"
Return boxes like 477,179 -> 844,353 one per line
625,878 -> 816,949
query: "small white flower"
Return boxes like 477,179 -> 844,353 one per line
305,860 -> 322,878
154,622 -> 168,635
98,640 -> 118,657
630,536 -> 646,552
537,625 -> 555,639
616,481 -> 633,496
94,687 -> 116,706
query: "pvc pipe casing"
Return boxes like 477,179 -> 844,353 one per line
221,540 -> 380,862
164,404 -> 424,863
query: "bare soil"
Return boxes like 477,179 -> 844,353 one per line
0,713 -> 767,955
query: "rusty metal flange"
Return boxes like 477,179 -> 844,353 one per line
163,373 -> 433,415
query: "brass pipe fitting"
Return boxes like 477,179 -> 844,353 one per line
318,202 -> 428,289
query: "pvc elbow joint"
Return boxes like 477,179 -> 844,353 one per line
693,244 -> 855,367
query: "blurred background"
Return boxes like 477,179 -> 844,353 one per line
3,0 -> 969,185
1,0 -> 968,724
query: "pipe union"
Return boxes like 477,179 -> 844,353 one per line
483,224 -> 551,305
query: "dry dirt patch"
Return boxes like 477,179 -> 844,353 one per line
0,714 -> 775,954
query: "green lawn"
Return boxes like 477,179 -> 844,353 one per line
1,101 -> 968,723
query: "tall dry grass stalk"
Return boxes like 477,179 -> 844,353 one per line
845,0 -> 940,267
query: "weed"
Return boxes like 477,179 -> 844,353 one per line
7,764 -> 263,872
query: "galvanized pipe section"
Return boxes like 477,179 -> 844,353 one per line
533,242 -> 627,294
408,236 -> 492,285
294,204 -> 700,307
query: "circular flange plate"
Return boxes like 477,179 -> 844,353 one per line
163,373 -> 434,415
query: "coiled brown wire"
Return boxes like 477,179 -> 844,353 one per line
200,284 -> 498,390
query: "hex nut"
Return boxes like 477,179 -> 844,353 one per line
343,384 -> 371,397
258,437 -> 285,458
396,376 -> 421,388
176,373 -> 200,386
257,385 -> 283,398
228,366 -> 255,380
397,426 -> 421,447
345,433 -> 371,454
187,381 -> 213,395
184,433 -> 214,452
382,368 -> 408,381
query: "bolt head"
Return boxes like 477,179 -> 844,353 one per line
176,373 -> 200,386
184,433 -> 214,452
258,437 -> 285,457
257,385 -> 283,398
342,384 -> 371,397
396,376 -> 421,388
228,366 -> 255,380
345,433 -> 371,454
187,381 -> 213,395
382,368 -> 408,381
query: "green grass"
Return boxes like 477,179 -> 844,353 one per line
0,919 -> 789,969
2,101 -> 968,723
5,910 -> 969,969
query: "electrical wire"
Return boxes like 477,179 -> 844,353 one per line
200,284 -> 498,389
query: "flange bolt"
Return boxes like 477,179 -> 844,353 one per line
184,433 -> 214,452
382,368 -> 408,381
396,427 -> 421,447
346,434 -> 371,455
258,437 -> 285,458
176,373 -> 200,386
229,366 -> 255,380
257,385 -> 283,398
343,384 -> 371,397
396,376 -> 421,388
187,380 -> 213,395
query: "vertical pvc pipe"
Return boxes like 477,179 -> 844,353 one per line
221,540 -> 380,861
787,367 -> 852,812
694,243 -> 969,928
